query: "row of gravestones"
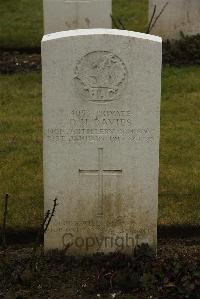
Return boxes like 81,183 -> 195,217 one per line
42,0 -> 198,255
43,0 -> 200,40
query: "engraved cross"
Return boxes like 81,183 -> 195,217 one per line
79,148 -> 122,217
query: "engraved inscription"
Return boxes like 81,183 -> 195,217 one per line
74,51 -> 127,103
44,109 -> 155,144
79,148 -> 122,217
49,218 -> 152,235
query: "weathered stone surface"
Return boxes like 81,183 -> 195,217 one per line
43,0 -> 112,34
149,0 -> 200,40
42,29 -> 162,254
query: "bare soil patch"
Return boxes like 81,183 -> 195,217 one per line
0,51 -> 41,74
0,238 -> 199,299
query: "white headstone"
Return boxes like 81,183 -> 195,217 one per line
42,29 -> 162,255
43,0 -> 112,34
149,0 -> 200,40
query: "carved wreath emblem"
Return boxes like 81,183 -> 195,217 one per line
74,51 -> 127,103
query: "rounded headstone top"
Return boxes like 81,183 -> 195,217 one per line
42,29 -> 162,43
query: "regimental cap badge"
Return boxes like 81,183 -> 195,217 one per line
74,51 -> 127,103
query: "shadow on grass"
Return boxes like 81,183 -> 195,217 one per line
0,225 -> 199,246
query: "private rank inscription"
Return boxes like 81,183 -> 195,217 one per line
45,109 -> 155,144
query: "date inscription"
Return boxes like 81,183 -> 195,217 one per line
45,109 -> 155,144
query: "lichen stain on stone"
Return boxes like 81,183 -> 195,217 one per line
103,190 -> 124,220
85,18 -> 90,28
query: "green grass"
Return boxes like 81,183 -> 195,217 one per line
0,0 -> 43,49
0,73 -> 43,229
113,0 -> 148,33
0,67 -> 199,229
0,0 -> 148,49
159,67 -> 200,225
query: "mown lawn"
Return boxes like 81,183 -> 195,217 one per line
0,0 -> 43,49
160,67 -> 200,225
0,73 -> 43,229
113,0 -> 148,32
0,0 -> 148,49
0,67 -> 199,229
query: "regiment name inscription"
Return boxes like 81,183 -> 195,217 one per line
45,109 -> 155,144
